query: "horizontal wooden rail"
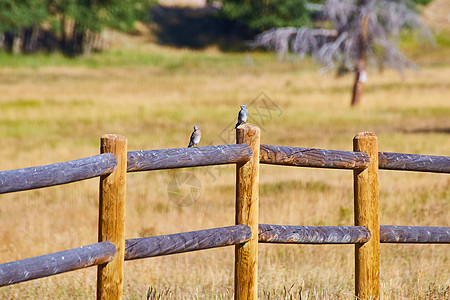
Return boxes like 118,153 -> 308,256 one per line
260,145 -> 450,173
0,154 -> 117,194
260,144 -> 370,170
258,224 -> 371,244
0,241 -> 116,287
1,225 -> 448,288
1,145 -> 447,195
379,152 -> 450,173
127,144 -> 252,172
124,225 -> 252,260
380,225 -> 450,243
257,224 -> 450,244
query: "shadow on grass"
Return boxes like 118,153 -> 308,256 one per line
150,5 -> 254,50
403,127 -> 450,134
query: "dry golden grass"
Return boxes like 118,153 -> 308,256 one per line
0,40 -> 449,299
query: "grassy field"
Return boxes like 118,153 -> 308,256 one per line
0,30 -> 449,299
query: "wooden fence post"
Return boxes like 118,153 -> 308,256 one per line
235,123 -> 260,300
97,134 -> 127,300
353,132 -> 380,300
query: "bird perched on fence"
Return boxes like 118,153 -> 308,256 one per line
187,126 -> 201,147
235,105 -> 248,128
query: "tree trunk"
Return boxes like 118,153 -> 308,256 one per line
68,22 -> 84,55
351,2 -> 370,107
30,26 -> 40,53
24,26 -> 40,53
351,69 -> 366,106
60,15 -> 67,51
82,30 -> 94,56
12,30 -> 24,55
0,33 -> 4,51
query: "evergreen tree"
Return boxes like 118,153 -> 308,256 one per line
0,0 -> 148,55
0,0 -> 48,53
49,0 -> 147,55
220,0 -> 312,33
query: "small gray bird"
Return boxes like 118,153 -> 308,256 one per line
235,105 -> 248,128
188,126 -> 201,147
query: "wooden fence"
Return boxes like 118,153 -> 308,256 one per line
0,124 -> 449,299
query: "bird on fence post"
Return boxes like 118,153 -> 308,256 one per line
235,105 -> 248,128
188,126 -> 201,147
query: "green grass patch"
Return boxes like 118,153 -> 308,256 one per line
400,106 -> 450,118
0,119 -> 50,138
260,179 -> 332,195
435,31 -> 450,48
0,99 -> 42,109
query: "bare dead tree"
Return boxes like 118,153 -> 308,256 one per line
250,0 -> 432,106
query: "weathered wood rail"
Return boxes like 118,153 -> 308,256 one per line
0,226 -> 251,287
3,224 -> 448,287
127,144 -> 252,172
260,144 -> 450,173
0,153 -> 117,194
258,224 -> 371,244
0,124 -> 448,300
378,151 -> 450,173
380,225 -> 450,243
259,144 -> 370,170
0,242 -> 116,286
2,145 -> 448,195
125,225 -> 252,260
258,224 -> 450,244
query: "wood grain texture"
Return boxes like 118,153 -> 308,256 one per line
97,134 -> 127,300
0,241 -> 116,287
0,153 -> 117,194
127,144 -> 252,172
0,144 -> 446,197
380,225 -> 450,243
378,152 -> 450,173
235,123 -> 260,300
353,132 -> 380,300
124,225 -> 252,260
258,224 -> 371,244
3,224 -> 447,288
260,144 -> 370,169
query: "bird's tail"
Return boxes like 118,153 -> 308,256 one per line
235,122 -> 240,129
188,142 -> 193,147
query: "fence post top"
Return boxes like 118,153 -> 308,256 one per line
236,123 -> 260,145
101,134 -> 127,141
354,132 -> 377,139
236,123 -> 260,132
